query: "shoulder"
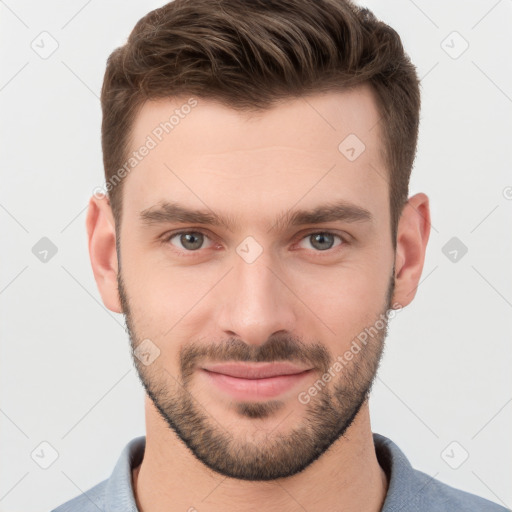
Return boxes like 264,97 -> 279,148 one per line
50,478 -> 108,512
411,467 -> 509,511
50,435 -> 145,512
373,433 -> 509,512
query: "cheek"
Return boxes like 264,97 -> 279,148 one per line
293,264 -> 389,342
120,249 -> 222,349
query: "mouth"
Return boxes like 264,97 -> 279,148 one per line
199,362 -> 314,400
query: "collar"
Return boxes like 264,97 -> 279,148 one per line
103,433 -> 433,512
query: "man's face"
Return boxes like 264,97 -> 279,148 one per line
117,85 -> 397,480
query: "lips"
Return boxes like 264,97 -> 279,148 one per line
200,362 -> 314,400
201,362 -> 312,379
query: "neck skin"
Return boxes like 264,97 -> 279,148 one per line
132,396 -> 388,512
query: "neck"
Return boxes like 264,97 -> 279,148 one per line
133,397 -> 387,512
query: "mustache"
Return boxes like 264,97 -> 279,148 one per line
179,333 -> 331,381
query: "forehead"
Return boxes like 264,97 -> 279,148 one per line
122,85 -> 388,227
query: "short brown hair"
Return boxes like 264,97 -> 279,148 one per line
101,0 -> 421,246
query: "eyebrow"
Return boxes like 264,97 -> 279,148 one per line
139,200 -> 373,232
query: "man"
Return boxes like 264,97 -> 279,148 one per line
52,0 -> 507,511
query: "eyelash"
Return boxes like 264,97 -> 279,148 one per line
161,229 -> 348,257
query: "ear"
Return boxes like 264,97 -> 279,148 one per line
86,194 -> 122,313
391,192 -> 431,308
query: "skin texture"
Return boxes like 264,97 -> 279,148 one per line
87,83 -> 430,512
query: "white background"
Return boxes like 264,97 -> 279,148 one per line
0,1 -> 511,511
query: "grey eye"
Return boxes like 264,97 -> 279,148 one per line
170,231 -> 210,251
299,232 -> 343,251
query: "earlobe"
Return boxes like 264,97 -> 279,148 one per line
86,194 -> 122,313
391,193 -> 431,308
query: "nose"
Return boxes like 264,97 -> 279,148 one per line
216,248 -> 298,346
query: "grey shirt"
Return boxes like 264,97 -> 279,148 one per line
51,433 -> 508,511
